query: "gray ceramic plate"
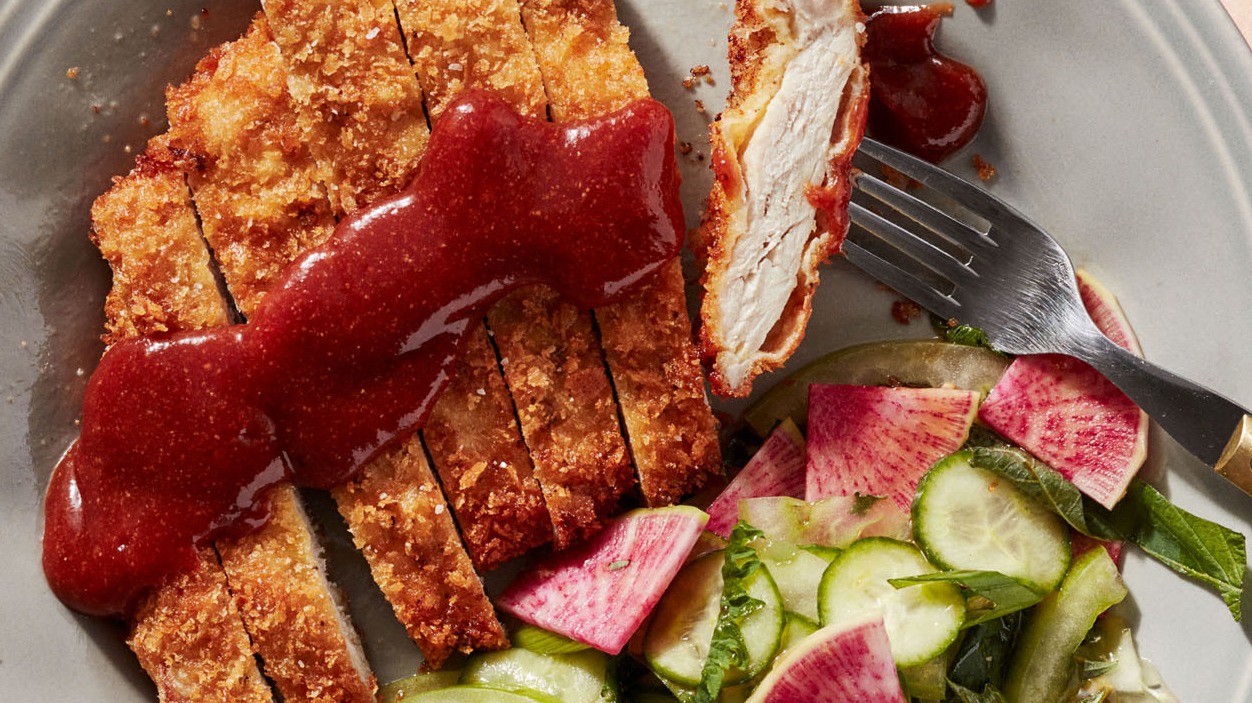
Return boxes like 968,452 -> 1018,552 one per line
3,0 -> 1252,699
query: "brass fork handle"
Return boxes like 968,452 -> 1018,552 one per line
1068,327 -> 1252,497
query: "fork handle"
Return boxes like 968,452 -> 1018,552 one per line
1073,331 -> 1252,496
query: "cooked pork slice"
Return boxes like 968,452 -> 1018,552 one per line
697,0 -> 870,397
88,148 -> 229,345
163,16 -> 335,317
395,0 -> 634,548
162,21 -> 378,701
520,0 -> 723,506
260,0 -> 428,214
91,147 -> 271,703
331,439 -> 509,668
128,550 -> 274,703
421,324 -> 552,569
217,485 -> 376,702
190,9 -> 506,667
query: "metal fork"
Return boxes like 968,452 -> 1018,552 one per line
845,136 -> 1252,498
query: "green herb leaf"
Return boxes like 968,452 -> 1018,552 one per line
945,324 -> 993,349
694,522 -> 766,703
890,570 -> 1043,627
1080,658 -> 1119,679
947,680 -> 1008,703
968,445 -> 1247,621
851,492 -> 883,516
1100,482 -> 1246,620
948,611 -> 1024,694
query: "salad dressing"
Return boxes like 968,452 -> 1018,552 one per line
42,91 -> 686,618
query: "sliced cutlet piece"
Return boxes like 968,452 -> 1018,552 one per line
164,15 -> 336,318
165,13 -> 503,665
520,0 -> 723,506
261,0 -> 428,214
420,324 -> 552,570
394,0 -> 634,549
90,146 -> 271,703
330,439 -> 508,668
163,20 -> 376,702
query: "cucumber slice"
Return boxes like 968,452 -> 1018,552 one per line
460,648 -> 616,703
1003,548 -> 1128,703
743,340 -> 1009,436
818,537 -> 964,667
377,671 -> 463,703
913,450 -> 1071,593
755,539 -> 833,622
398,685 -> 550,702
644,551 -> 784,686
779,612 -> 819,655
510,623 -> 591,654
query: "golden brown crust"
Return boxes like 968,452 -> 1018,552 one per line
521,0 -> 723,505
422,325 -> 552,569
217,485 -> 376,702
393,0 -> 546,121
488,287 -> 634,548
262,0 -> 428,214
696,0 -> 870,397
164,17 -> 335,317
89,145 -> 230,345
518,0 -> 649,121
128,550 -> 273,703
332,439 -> 509,668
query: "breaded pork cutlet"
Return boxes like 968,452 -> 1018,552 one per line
162,20 -> 376,702
394,0 -> 635,551
166,10 -> 506,668
697,0 -> 870,397
90,146 -> 271,703
520,0 -> 724,506
260,0 -> 428,215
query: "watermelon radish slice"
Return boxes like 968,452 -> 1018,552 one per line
978,270 -> 1149,509
739,495 -> 910,548
706,419 -> 806,538
744,613 -> 906,703
805,385 -> 980,509
496,506 -> 708,654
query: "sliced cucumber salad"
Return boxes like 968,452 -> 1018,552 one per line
375,340 -> 1242,703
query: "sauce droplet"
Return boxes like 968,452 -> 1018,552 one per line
864,3 -> 988,163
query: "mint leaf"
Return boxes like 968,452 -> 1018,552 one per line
968,445 -> 1247,621
890,570 -> 1043,626
948,611 -> 1023,694
694,522 -> 766,703
945,324 -> 993,349
1100,482 -> 1246,621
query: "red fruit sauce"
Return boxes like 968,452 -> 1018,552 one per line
42,91 -> 686,618
864,4 -> 988,163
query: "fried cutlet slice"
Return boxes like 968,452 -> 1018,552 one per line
394,0 -> 634,549
164,16 -> 336,317
217,485 -> 375,702
696,0 -> 870,397
161,20 -> 377,701
420,324 -> 551,570
260,0 -> 428,214
91,149 -> 271,703
331,438 -> 509,668
128,549 -> 273,703
520,0 -> 723,506
170,13 -> 503,665
89,150 -> 230,345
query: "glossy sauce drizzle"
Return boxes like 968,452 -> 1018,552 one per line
864,4 -> 988,163
43,91 -> 685,618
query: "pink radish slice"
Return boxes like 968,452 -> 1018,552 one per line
1071,531 -> 1125,567
978,270 -> 1148,509
805,385 -> 979,509
496,506 -> 707,654
746,614 -> 905,703
706,419 -> 806,538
